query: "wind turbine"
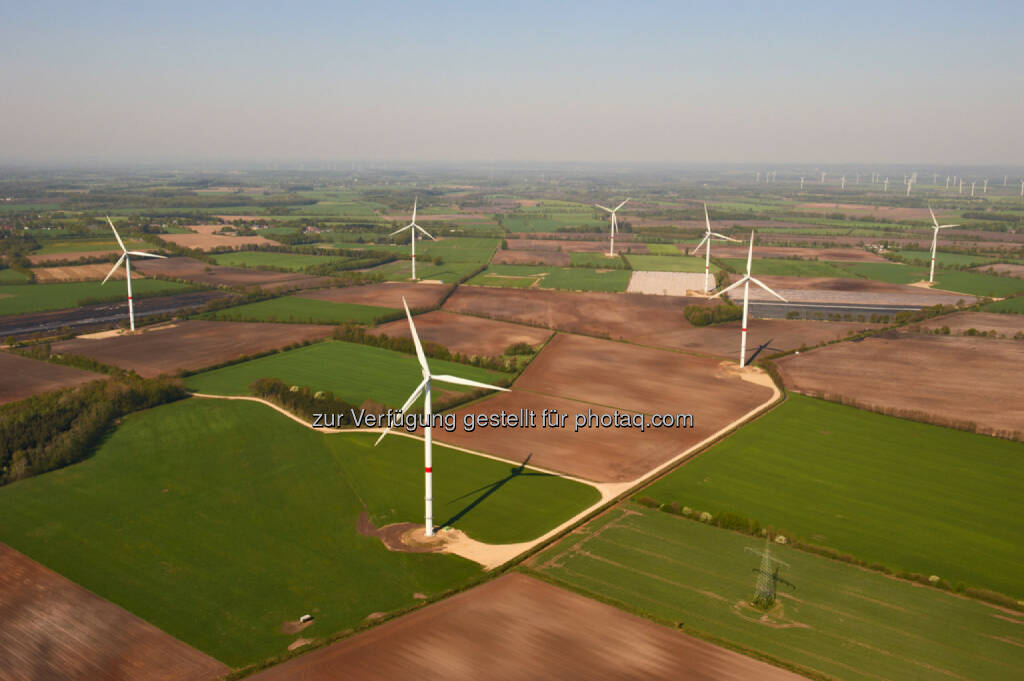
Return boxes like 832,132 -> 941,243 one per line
906,178 -> 913,196
712,233 -> 787,368
374,298 -> 509,537
884,177 -> 889,192
101,216 -> 166,332
799,176 -> 805,190
841,176 -> 847,190
694,203 -> 740,293
595,198 -> 629,257
927,206 -> 960,283
390,198 -> 435,281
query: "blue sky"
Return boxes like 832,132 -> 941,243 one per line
2,1 -> 1021,163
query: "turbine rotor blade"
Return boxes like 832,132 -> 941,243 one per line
711,276 -> 748,299
106,216 -> 126,252
102,254 -> 126,285
704,203 -> 711,232
750,276 -> 788,302
126,251 -> 167,259
694,234 -> 709,253
390,224 -> 413,237
709,232 -> 740,242
374,378 -> 428,446
432,374 -> 509,392
595,204 -> 612,213
615,198 -> 630,211
928,206 -> 939,228
412,197 -> 417,224
937,224 -> 960,229
403,297 -> 429,375
415,224 -> 435,240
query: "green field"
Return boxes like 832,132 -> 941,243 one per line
352,237 -> 499,264
532,505 -> 1023,681
0,268 -> 29,282
0,279 -> 195,316
625,254 -> 716,272
500,214 -> 606,233
184,340 -> 507,406
467,264 -> 631,292
0,398 -> 598,667
718,258 -> 855,278
210,251 -> 343,271
361,259 -> 481,284
836,262 -> 928,284
982,296 -> 1024,314
931,270 -> 1024,298
894,250 -> 999,267
33,237 -> 149,255
643,394 -> 1024,595
568,252 -> 628,269
643,243 -> 684,255
201,296 -> 396,324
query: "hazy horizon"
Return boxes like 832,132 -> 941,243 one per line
3,1 -> 1022,165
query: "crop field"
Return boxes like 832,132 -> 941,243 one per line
834,262 -> 928,284
0,279 -> 195,316
531,505 -> 1024,681
0,268 -> 30,282
643,394 -> 1024,595
624,254 -> 713,272
184,340 -> 507,406
201,296 -> 395,325
33,237 -> 150,255
931,270 -> 1024,297
643,243 -> 684,255
0,398 -> 598,667
718,258 -> 855,278
135,256 -> 328,290
492,248 -> 571,266
893,250 -> 999,267
467,265 -> 632,292
983,296 -> 1024,313
1,544 -> 228,681
914,311 -> 1024,337
296,281 -> 449,309
568,252 -> 628,268
370,310 -> 553,358
31,263 -> 129,283
360,259 -> 482,284
247,573 -> 805,681
341,237 -> 500,264
708,246 -> 889,263
500,214 -> 606,233
0,351 -> 105,404
776,333 -> 1024,438
51,320 -> 334,377
210,251 -> 344,271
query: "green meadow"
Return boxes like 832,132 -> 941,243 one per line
0,280 -> 195,316
200,296 -> 396,325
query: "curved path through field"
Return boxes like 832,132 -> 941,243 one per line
191,367 -> 780,569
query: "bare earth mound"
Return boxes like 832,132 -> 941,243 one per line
491,249 -> 571,266
913,311 -> 1024,337
776,333 -> 1024,437
443,287 -> 876,358
0,544 -> 227,681
297,281 -> 450,309
436,334 -> 774,482
370,310 -> 553,357
51,321 -> 333,377
0,351 -> 105,404
32,263 -> 127,283
247,573 -> 802,681
135,256 -> 328,291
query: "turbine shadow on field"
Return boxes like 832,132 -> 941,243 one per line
746,338 -> 779,365
437,454 -> 552,532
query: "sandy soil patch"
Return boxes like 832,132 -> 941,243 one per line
0,351 -> 105,404
246,573 -> 804,681
51,320 -> 333,378
161,225 -> 276,251
370,310 -> 552,357
0,543 -> 227,681
296,281 -> 450,310
776,333 -> 1024,437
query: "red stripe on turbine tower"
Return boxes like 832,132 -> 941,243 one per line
425,467 -> 432,473
741,327 -> 747,332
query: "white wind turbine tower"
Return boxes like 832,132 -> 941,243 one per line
390,198 -> 435,281
927,206 -> 959,283
375,298 -> 509,537
906,178 -> 913,196
946,176 -> 950,189
1021,180 -> 1023,197
799,176 -> 805,190
841,176 -> 847,190
101,216 -> 166,332
884,177 -> 889,192
694,203 -> 740,293
971,181 -> 976,197
712,233 -> 787,368
595,198 -> 629,257
820,171 -> 826,184
983,179 -> 988,194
